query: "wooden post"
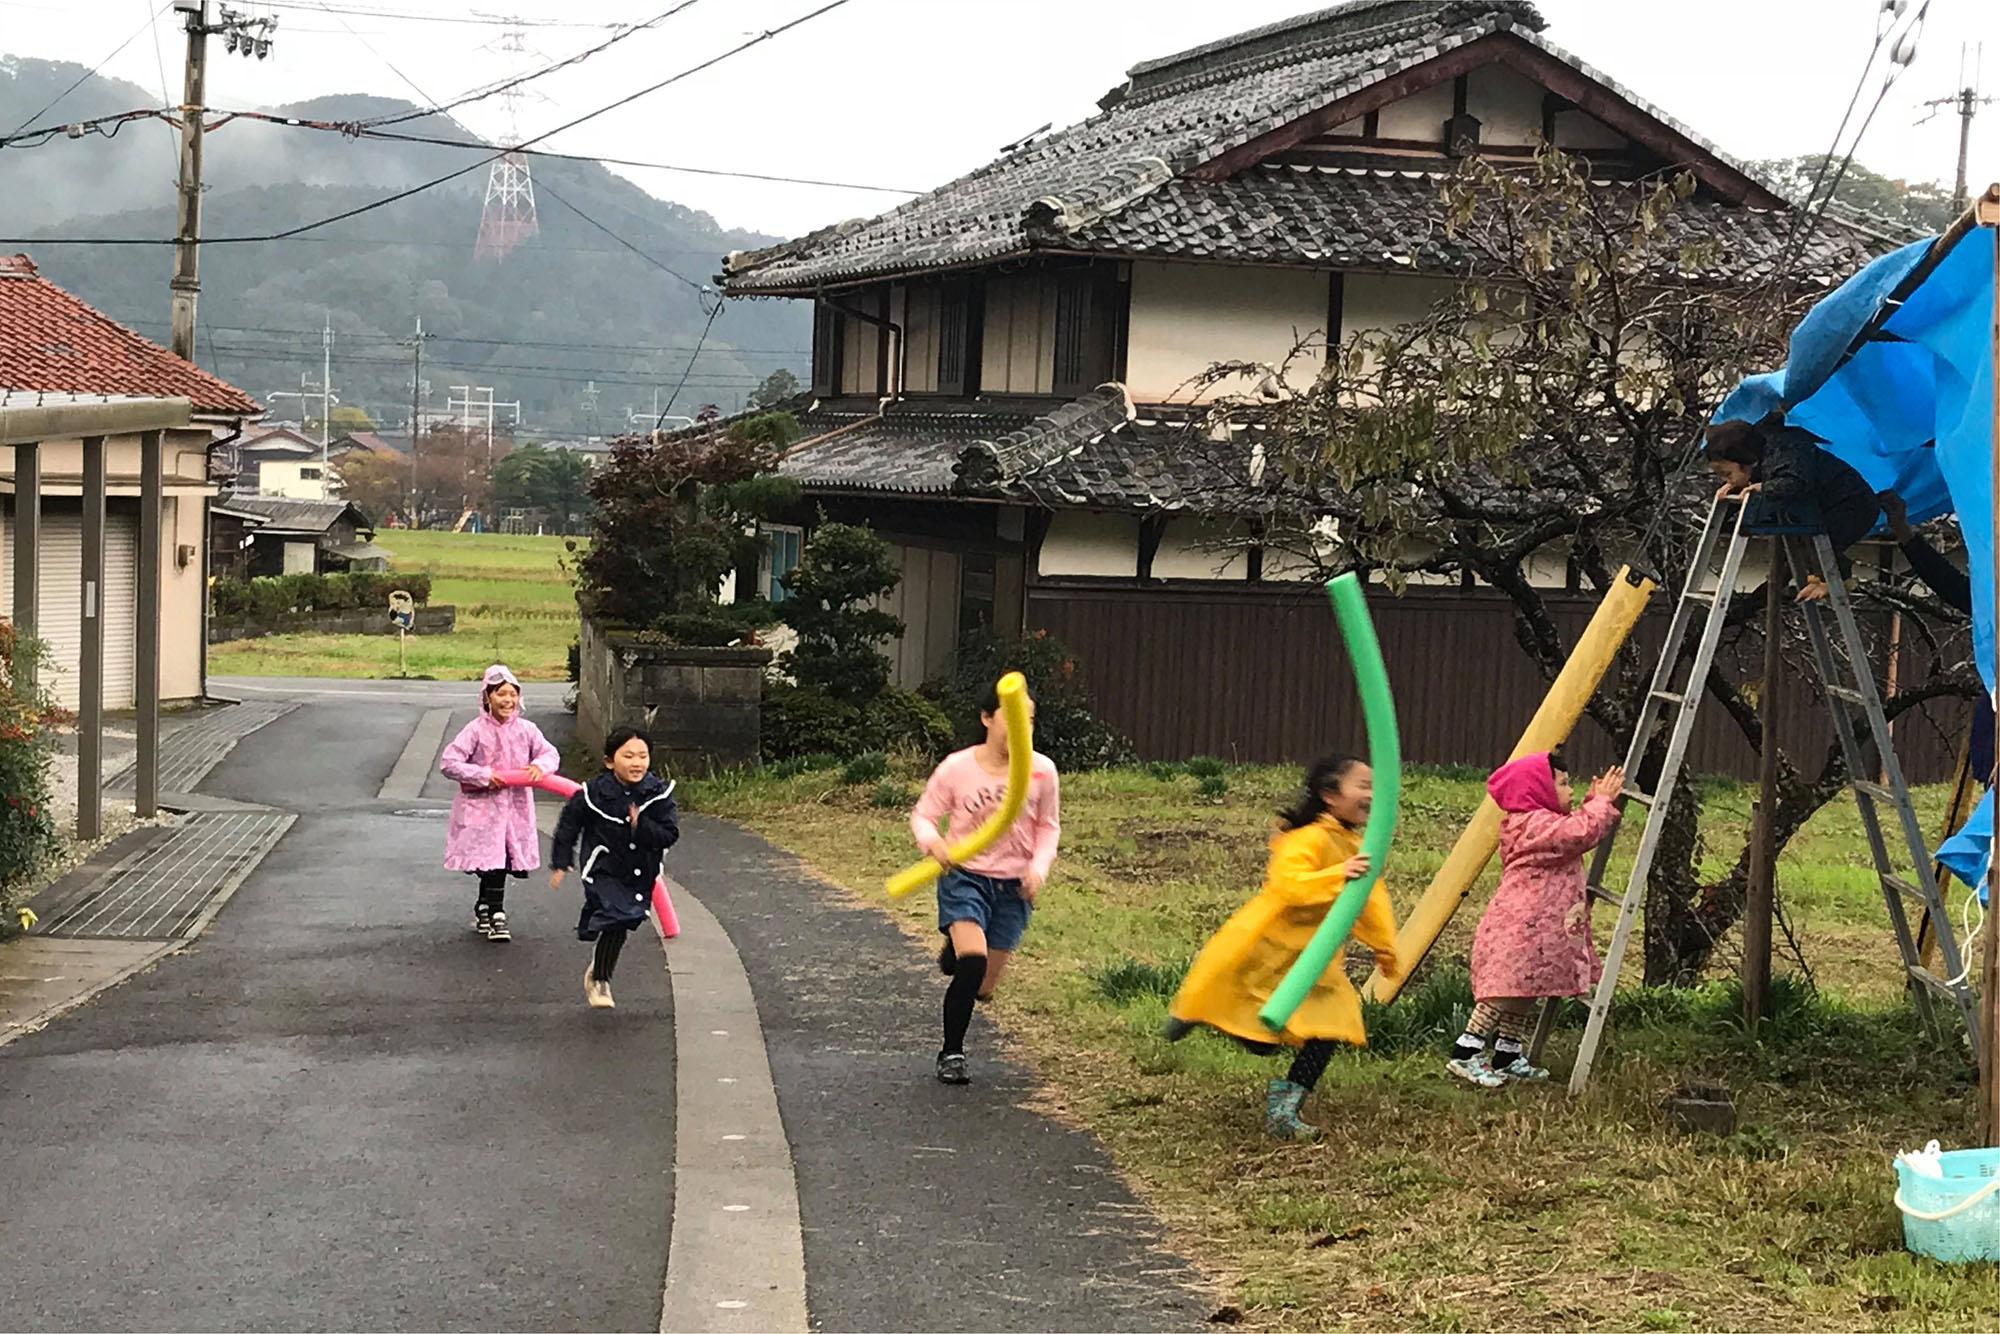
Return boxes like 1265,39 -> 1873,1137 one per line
1744,545 -> 1782,1030
1981,194 -> 2000,1146
10,441 -> 37,689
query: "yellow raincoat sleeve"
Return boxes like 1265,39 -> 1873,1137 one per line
1266,825 -> 1400,980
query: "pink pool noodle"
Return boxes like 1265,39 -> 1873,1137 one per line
491,768 -> 679,939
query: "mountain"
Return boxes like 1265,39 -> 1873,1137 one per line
0,58 -> 811,432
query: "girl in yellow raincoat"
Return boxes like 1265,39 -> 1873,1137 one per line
1165,753 -> 1401,1140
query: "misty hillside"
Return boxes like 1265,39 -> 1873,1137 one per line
0,57 -> 811,433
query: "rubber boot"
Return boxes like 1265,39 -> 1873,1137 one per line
1263,1078 -> 1320,1141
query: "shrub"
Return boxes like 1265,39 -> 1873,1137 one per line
862,688 -> 954,757
1195,772 -> 1229,800
870,780 -> 913,809
761,684 -> 863,761
780,522 -> 904,705
0,627 -> 66,915
566,639 -> 580,683
1184,755 -> 1226,779
1144,760 -> 1181,781
210,571 -> 432,620
927,628 -> 1134,771
842,751 -> 888,785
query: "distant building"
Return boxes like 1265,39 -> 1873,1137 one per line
211,494 -> 383,577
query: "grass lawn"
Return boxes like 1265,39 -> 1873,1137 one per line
208,530 -> 581,681
685,760 -> 1995,1331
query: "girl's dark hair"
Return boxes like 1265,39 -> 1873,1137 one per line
979,677 -> 1028,717
1546,745 -> 1569,775
1704,418 -> 1764,467
604,725 -> 651,758
1278,752 -> 1365,830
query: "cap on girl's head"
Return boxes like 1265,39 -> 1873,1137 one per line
482,663 -> 520,690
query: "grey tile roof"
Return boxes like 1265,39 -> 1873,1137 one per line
771,387 -> 1262,514
1064,164 -> 1889,282
722,2 -> 1822,294
214,491 -> 372,534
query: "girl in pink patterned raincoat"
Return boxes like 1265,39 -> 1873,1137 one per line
440,663 -> 559,942
1445,748 -> 1623,1087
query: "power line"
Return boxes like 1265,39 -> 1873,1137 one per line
359,0 -> 704,130
255,1 -> 631,29
0,0 -> 856,247
536,178 -> 707,291
187,323 -> 808,355
4,1 -> 173,140
656,299 -> 724,431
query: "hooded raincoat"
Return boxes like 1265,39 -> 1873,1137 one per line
1469,752 -> 1620,1001
1168,816 -> 1399,1048
439,664 -> 560,874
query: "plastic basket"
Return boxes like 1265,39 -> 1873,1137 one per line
1894,1147 -> 2000,1264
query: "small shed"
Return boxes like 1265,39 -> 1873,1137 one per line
213,492 -> 378,577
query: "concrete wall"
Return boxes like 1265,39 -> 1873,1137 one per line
258,459 -> 331,500
0,427 -> 213,702
1125,262 -> 1329,402
1039,512 -> 1138,578
209,604 -> 456,643
577,615 -> 771,775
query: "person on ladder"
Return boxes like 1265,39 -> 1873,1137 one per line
1705,412 -> 1881,607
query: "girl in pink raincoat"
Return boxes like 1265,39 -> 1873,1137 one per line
439,663 -> 560,942
1446,748 -> 1623,1087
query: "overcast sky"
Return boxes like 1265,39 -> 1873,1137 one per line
4,0 -> 1998,239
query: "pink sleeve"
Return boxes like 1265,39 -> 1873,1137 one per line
910,755 -> 955,847
1028,764 -> 1062,881
438,720 -> 491,785
1538,796 -> 1621,858
528,722 -> 560,773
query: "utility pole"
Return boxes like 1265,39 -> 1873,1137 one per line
406,317 -> 429,519
320,313 -> 333,473
1921,45 -> 1994,212
167,1 -> 277,358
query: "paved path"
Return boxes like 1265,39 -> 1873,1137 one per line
0,679 -> 1206,1331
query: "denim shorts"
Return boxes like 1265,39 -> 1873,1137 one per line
936,868 -> 1033,951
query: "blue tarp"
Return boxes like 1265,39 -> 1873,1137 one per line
1716,228 -> 1996,895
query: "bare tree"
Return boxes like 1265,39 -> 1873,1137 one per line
1190,149 -> 1974,983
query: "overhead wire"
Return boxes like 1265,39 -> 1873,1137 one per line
0,0 -> 856,247
4,0 -> 173,141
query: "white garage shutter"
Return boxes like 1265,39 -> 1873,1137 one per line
1,499 -> 139,711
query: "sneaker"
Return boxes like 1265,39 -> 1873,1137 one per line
1263,1078 -> 1320,1141
1494,1056 -> 1549,1082
1446,1054 -> 1508,1089
473,906 -> 492,936
485,910 -> 510,942
937,939 -> 956,976
935,1052 -> 970,1085
585,965 -> 615,1009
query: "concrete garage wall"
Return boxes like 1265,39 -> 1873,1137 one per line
577,615 -> 770,775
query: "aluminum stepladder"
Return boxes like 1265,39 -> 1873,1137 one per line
1533,497 -> 1980,1093
1776,530 -> 1981,1046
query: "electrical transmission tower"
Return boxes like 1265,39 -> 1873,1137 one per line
473,17 -> 541,262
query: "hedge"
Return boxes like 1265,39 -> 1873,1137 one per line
211,571 -> 432,620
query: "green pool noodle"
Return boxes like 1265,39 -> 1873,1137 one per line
1259,573 -> 1402,1031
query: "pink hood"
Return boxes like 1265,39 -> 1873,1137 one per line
1488,752 -> 1568,814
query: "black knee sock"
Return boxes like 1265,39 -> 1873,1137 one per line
1494,1036 -> 1524,1067
941,953 -> 987,1056
593,930 -> 626,984
1450,1033 -> 1486,1062
477,872 -> 507,915
1286,1039 -> 1338,1092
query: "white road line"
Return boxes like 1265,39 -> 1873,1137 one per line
659,879 -> 809,1334
379,709 -> 453,801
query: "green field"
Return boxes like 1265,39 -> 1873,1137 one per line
685,760 -> 1996,1331
208,530 -> 581,681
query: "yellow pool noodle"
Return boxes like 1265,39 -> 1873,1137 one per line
1361,566 -> 1656,1003
886,671 -> 1032,898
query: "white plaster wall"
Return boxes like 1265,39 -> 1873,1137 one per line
1467,66 -> 1546,147
1341,271 -> 1459,337
1038,511 -> 1137,578
258,460 -> 330,500
1376,80 -> 1454,140
1153,517 -> 1249,580
1125,261 -> 1329,403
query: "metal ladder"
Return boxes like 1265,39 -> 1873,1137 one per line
1534,497 -> 1980,1093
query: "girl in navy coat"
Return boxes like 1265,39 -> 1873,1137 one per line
551,726 -> 679,1008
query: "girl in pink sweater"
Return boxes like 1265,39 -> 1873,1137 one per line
1447,747 -> 1623,1086
909,680 -> 1061,1086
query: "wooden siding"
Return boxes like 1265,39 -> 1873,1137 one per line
1027,582 -> 1968,781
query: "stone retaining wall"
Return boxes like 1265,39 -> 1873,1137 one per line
208,605 -> 457,643
576,615 -> 769,775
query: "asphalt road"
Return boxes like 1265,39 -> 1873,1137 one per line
0,679 -> 1206,1331
0,684 -> 675,1332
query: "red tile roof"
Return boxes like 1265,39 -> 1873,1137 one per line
0,254 -> 261,417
